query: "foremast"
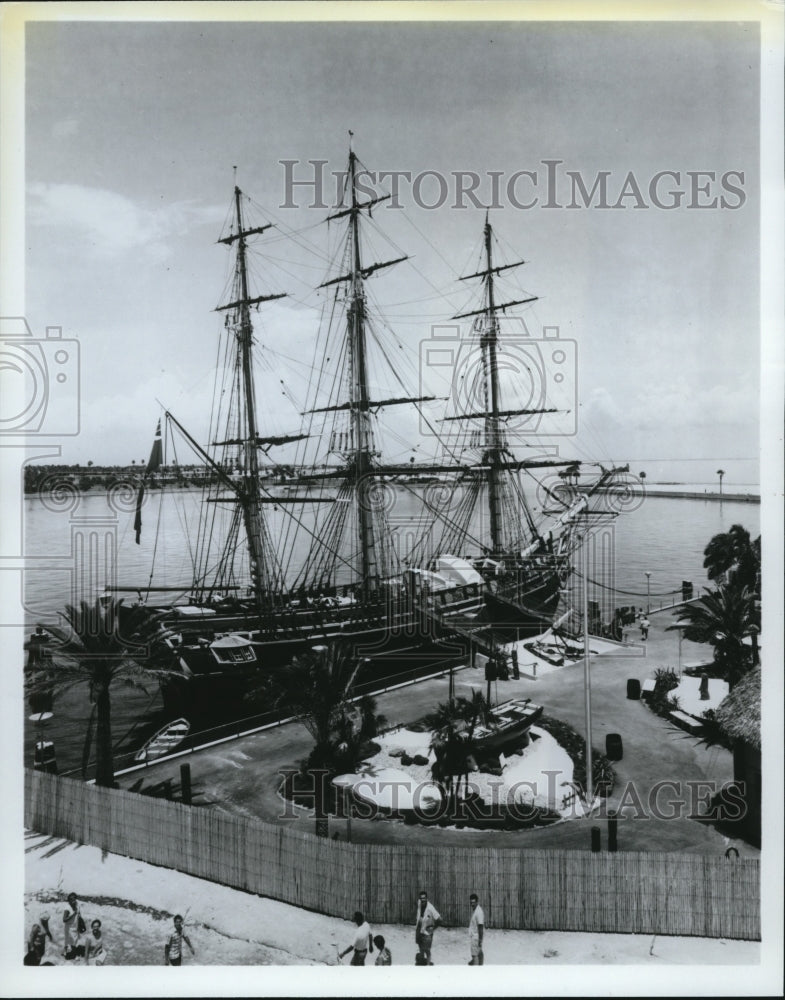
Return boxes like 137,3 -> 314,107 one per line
215,185 -> 287,611
347,149 -> 379,595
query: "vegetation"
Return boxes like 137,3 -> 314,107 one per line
25,599 -> 178,787
702,523 -> 760,593
647,667 -> 681,719
535,716 -> 616,800
257,643 -> 385,835
669,524 -> 760,690
424,691 -> 493,805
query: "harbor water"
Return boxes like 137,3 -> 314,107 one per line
21,487 -> 759,775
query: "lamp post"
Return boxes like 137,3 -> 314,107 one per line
582,525 -> 593,808
645,571 -> 651,614
675,622 -> 686,676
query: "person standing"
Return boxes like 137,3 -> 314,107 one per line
164,913 -> 194,966
373,934 -> 392,965
468,893 -> 485,965
63,892 -> 86,961
640,616 -> 650,641
338,911 -> 374,965
414,890 -> 441,965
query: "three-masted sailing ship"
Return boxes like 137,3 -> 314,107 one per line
119,144 -> 611,717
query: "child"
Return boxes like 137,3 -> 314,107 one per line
373,934 -> 391,966
164,914 -> 195,966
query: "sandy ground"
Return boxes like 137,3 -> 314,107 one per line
10,828 -> 777,998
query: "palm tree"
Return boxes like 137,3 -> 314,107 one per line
251,642 -> 383,835
667,583 -> 757,689
716,469 -> 725,496
427,690 -> 492,805
25,598 -> 178,787
255,642 -> 366,768
702,524 -> 761,593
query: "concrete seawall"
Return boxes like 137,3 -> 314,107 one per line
642,490 -> 759,503
579,487 -> 759,504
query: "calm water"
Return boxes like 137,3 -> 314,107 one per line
22,487 -> 759,774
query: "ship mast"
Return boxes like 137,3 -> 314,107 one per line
483,217 -> 505,556
452,217 -> 541,559
347,149 -> 379,595
216,185 -> 287,610
312,141 -> 418,599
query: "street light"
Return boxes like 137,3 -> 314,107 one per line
645,571 -> 651,614
675,622 -> 687,676
582,525 -> 593,808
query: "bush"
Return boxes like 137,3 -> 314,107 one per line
649,667 -> 681,718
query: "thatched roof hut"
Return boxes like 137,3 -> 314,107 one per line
714,666 -> 760,750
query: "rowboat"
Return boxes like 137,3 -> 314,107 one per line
134,718 -> 190,762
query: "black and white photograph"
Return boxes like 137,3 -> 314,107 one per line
1,2 -> 782,996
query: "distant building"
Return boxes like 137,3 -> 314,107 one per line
714,665 -> 761,846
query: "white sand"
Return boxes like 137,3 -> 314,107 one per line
13,829 -> 768,999
670,676 -> 729,717
338,725 -> 581,818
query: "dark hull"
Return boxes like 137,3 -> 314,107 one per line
150,570 -> 563,722
484,566 -> 565,636
155,591 -> 483,720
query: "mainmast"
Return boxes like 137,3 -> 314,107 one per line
452,217 -> 540,559
216,185 -> 287,609
313,140 -> 415,599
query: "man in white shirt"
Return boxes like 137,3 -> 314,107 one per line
63,892 -> 85,961
339,910 -> 374,966
468,893 -> 485,965
415,890 -> 441,965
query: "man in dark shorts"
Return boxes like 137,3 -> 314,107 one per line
164,914 -> 194,966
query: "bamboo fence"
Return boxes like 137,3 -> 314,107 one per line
25,770 -> 760,940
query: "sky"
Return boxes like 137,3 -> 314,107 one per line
15,16 -> 764,486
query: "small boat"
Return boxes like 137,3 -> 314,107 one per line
472,698 -> 544,751
134,718 -> 190,762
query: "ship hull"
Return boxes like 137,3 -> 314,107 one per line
147,586 -> 484,721
151,572 -> 562,722
483,563 -> 566,637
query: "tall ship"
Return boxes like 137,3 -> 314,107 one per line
113,144 -> 616,717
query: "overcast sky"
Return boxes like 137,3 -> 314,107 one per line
22,18 -> 761,485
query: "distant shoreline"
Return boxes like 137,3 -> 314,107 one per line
24,484 -> 761,503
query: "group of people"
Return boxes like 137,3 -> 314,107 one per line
24,892 -> 105,966
24,893 -> 194,968
27,890 -> 484,967
341,891 -> 485,966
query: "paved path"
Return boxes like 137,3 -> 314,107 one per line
117,609 -> 758,857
